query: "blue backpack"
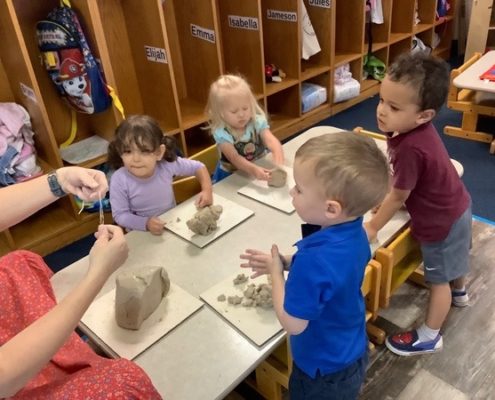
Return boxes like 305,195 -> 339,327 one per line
36,2 -> 112,115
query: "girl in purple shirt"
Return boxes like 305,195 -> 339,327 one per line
108,115 -> 213,235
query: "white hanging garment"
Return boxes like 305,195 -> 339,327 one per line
301,0 -> 321,60
370,0 -> 384,24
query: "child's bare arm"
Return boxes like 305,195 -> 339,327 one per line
194,165 -> 213,207
219,142 -> 271,180
365,187 -> 410,240
269,245 -> 308,335
261,129 -> 284,165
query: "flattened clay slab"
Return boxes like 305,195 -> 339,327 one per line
115,267 -> 170,330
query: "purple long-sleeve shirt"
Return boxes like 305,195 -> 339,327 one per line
110,157 -> 204,231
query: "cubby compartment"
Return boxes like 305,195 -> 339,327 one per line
334,0 -> 365,66
261,0 -> 300,95
7,0 -> 125,157
0,0 -> 61,169
300,0 -> 332,81
95,1 -> 180,135
0,59 -> 14,102
301,72 -> 330,115
414,0 -> 436,33
216,0 -> 264,97
389,38 -> 412,64
433,20 -> 454,58
267,85 -> 300,140
333,58 -> 362,103
362,47 -> 388,92
163,0 -> 222,129
364,0 -> 392,53
8,200 -> 77,252
0,232 -> 13,255
184,125 -> 215,157
390,0 -> 415,43
415,28 -> 434,50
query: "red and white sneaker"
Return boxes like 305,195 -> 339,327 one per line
385,330 -> 443,356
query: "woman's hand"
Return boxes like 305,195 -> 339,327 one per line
146,217 -> 165,235
89,225 -> 129,278
57,167 -> 108,201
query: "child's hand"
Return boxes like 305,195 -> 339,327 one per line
268,245 -> 285,275
254,166 -> 271,181
146,217 -> 165,235
195,190 -> 213,208
363,221 -> 378,243
240,247 -> 285,278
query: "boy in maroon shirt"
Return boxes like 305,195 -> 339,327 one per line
365,53 -> 472,356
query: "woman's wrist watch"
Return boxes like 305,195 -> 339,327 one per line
47,172 -> 66,197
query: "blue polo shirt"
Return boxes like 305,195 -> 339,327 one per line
284,217 -> 369,378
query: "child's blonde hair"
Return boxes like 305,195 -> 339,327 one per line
206,74 -> 266,136
295,132 -> 390,217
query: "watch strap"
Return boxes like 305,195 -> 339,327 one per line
47,172 -> 66,197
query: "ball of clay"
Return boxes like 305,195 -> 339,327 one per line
115,266 -> 170,330
268,168 -> 287,187
186,205 -> 223,235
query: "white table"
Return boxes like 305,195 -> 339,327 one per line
445,50 -> 495,153
453,50 -> 495,92
51,126 -> 409,400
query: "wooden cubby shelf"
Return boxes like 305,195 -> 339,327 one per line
0,0 -> 457,256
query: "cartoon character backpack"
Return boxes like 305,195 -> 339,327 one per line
36,0 -> 123,147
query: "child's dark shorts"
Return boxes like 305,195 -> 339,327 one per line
289,351 -> 368,399
421,204 -> 472,284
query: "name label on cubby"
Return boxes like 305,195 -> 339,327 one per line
145,46 -> 168,64
308,0 -> 331,8
267,9 -> 297,22
228,15 -> 259,30
190,24 -> 216,43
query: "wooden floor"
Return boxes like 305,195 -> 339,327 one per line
227,219 -> 495,399
362,219 -> 495,400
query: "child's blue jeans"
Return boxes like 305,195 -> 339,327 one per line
289,351 -> 368,399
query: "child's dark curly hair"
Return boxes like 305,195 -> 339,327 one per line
107,115 -> 178,170
387,53 -> 450,112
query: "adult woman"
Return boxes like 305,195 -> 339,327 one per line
0,167 -> 160,399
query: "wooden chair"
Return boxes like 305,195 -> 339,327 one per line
172,145 -> 218,204
444,52 -> 495,154
251,260 -> 384,400
374,227 -> 424,309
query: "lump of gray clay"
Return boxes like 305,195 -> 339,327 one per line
186,205 -> 223,235
268,168 -> 287,187
115,266 -> 170,330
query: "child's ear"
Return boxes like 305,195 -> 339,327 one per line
324,199 -> 343,219
417,109 -> 436,124
157,144 -> 166,159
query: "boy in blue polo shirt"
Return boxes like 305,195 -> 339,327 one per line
241,132 -> 390,399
